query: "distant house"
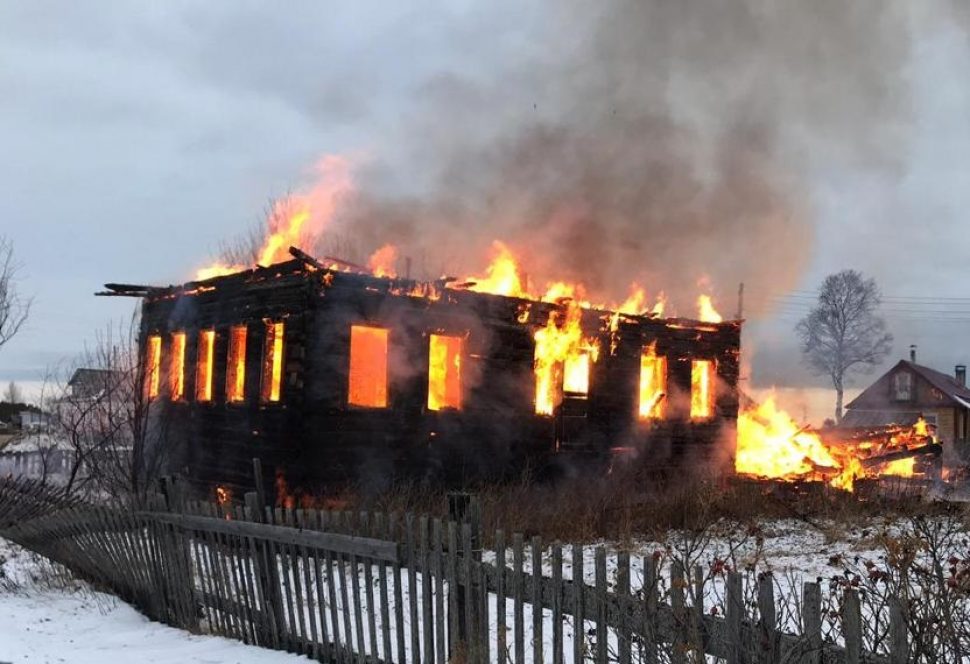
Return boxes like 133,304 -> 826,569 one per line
67,368 -> 118,399
12,409 -> 50,431
843,353 -> 970,446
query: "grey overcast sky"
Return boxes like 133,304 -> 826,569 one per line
1,2 -> 969,419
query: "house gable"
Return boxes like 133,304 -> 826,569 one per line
846,360 -> 961,411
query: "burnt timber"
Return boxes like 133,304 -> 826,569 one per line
112,258 -> 742,496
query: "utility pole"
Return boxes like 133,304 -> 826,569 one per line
736,282 -> 745,320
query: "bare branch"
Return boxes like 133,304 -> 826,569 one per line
0,236 -> 32,351
796,269 -> 893,422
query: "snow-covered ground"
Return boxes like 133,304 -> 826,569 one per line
0,516 -> 949,663
0,537 -> 308,664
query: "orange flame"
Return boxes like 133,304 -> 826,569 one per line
367,244 -> 398,278
195,156 -> 353,280
736,399 -> 928,492
697,295 -> 723,323
464,241 -> 531,298
428,334 -> 463,411
639,342 -> 666,420
534,302 -> 599,415
690,359 -> 715,419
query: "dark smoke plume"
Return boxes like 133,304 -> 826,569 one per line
321,1 -> 921,314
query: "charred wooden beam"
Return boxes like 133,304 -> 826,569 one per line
860,442 -> 942,469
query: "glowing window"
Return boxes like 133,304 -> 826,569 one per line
195,329 -> 215,402
349,326 -> 389,408
226,325 -> 247,403
261,321 -> 285,403
563,351 -> 591,395
428,334 -> 462,411
690,359 -> 715,420
639,348 -> 667,420
170,332 -> 186,400
145,335 -> 162,399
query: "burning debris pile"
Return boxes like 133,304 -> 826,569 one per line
736,398 -> 941,492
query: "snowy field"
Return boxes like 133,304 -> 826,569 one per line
0,537 -> 308,664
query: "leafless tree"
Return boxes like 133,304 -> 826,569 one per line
44,314 -> 169,501
3,380 -> 22,404
796,270 -> 893,423
0,236 -> 32,351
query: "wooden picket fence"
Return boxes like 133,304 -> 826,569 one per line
0,478 -> 909,663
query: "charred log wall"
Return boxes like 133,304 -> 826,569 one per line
137,261 -> 741,498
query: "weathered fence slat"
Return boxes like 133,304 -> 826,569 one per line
552,543 -> 563,664
573,543 -> 585,664
532,535 -> 544,664
726,571 -> 743,664
843,588 -> 861,664
419,516 -> 433,664
671,560 -> 686,664
642,555 -> 658,664
802,581 -> 822,664
376,512 -> 392,663
758,573 -> 777,664
407,513 -> 420,664
595,547 -> 608,664
432,518 -> 446,664
513,533 -> 525,664
617,551 -> 631,664
392,513 -> 407,664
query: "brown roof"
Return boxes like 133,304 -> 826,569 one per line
845,359 -> 970,411
904,361 -> 970,404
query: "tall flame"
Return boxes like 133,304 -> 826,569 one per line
534,302 -> 599,415
697,295 -> 723,323
464,241 -> 531,298
367,244 -> 398,278
195,155 -> 353,280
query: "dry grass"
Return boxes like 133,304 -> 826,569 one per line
336,468 -> 947,545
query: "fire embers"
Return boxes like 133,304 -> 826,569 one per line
736,398 -> 936,492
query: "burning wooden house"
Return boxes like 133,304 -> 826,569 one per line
102,248 -> 741,495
